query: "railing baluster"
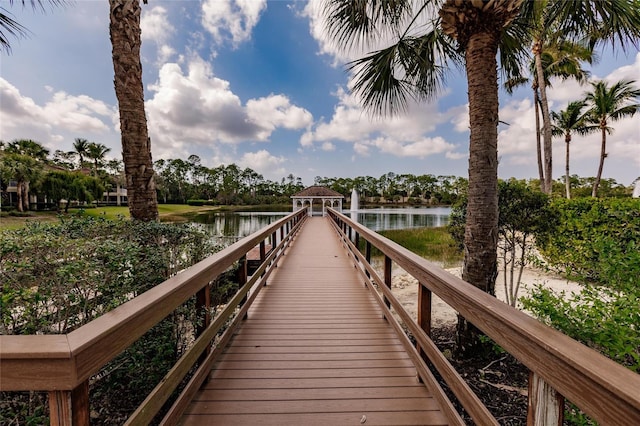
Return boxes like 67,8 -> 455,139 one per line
49,380 -> 89,426
417,282 -> 432,366
365,241 -> 371,279
238,255 -> 248,319
384,256 -> 392,310
195,283 -> 211,365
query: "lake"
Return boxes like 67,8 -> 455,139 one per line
191,207 -> 451,244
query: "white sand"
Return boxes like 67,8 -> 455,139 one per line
371,259 -> 583,326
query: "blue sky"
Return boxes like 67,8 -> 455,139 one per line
1,0 -> 639,186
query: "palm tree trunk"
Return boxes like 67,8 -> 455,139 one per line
456,30 -> 500,358
534,43 -> 553,194
534,88 -> 544,191
109,0 -> 158,221
565,134 -> 571,199
592,126 -> 607,197
16,181 -> 24,212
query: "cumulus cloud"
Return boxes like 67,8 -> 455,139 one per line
141,6 -> 175,43
0,78 -> 115,147
300,86 -> 460,159
201,0 -> 267,47
246,94 -> 313,139
145,56 -> 313,154
238,149 -> 286,179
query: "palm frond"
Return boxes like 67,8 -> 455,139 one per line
323,0 -> 413,52
0,10 -> 27,53
348,44 -> 415,116
2,0 -> 68,54
347,23 -> 458,116
547,0 -> 640,52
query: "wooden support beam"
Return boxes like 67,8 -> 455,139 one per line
528,372 -> 564,426
49,381 -> 89,426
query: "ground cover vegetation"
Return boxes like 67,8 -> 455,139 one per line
0,215 -> 234,424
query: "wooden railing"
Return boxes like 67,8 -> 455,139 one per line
327,208 -> 640,426
0,209 -> 308,426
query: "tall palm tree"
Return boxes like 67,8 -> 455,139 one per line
73,138 -> 90,169
0,0 -> 65,54
109,0 -> 158,221
507,37 -> 594,192
529,0 -> 640,194
550,101 -> 597,199
86,142 -> 111,175
324,0 -> 529,356
583,79 -> 640,197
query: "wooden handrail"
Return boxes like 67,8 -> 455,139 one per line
327,208 -> 640,425
0,209 -> 308,425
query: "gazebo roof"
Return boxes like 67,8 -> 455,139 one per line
291,186 -> 344,198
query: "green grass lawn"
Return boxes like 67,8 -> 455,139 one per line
0,204 -> 224,230
376,227 -> 462,268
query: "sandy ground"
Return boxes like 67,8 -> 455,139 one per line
372,259 -> 583,326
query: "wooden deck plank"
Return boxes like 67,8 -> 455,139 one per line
180,217 -> 449,425
185,398 -> 441,414
193,387 -> 432,401
181,411 -> 449,426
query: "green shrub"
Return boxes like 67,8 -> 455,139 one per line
0,216 -> 224,424
523,197 -> 640,373
536,198 -> 640,287
186,199 -> 206,206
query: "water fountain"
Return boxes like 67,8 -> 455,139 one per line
350,188 -> 359,211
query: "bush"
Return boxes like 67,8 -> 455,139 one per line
186,199 -> 206,206
536,198 -> 640,287
0,216 -> 224,424
523,197 -> 640,373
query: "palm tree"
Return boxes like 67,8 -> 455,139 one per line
550,101 -> 597,199
2,139 -> 49,211
582,79 -> 640,197
86,142 -> 111,175
529,0 -> 640,194
507,37 -> 594,192
73,138 -> 90,169
324,0 -> 529,356
0,0 -> 65,54
109,0 -> 158,221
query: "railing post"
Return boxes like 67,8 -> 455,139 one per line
49,380 -> 89,426
527,372 -> 564,426
354,232 -> 360,251
384,256 -> 392,310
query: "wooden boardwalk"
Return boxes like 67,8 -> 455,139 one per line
181,217 -> 448,425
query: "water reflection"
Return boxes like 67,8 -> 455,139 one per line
191,211 -> 289,244
346,207 -> 451,231
190,207 -> 451,243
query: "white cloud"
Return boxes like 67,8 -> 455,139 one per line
369,136 -> 456,158
145,56 -> 313,158
141,6 -> 175,43
299,86 -> 459,160
321,142 -> 335,151
238,149 -> 286,179
0,78 -> 115,147
246,94 -> 313,139
201,0 -> 267,47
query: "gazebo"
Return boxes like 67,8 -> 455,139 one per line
291,186 -> 344,216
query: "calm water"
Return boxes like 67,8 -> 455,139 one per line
191,207 -> 451,243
